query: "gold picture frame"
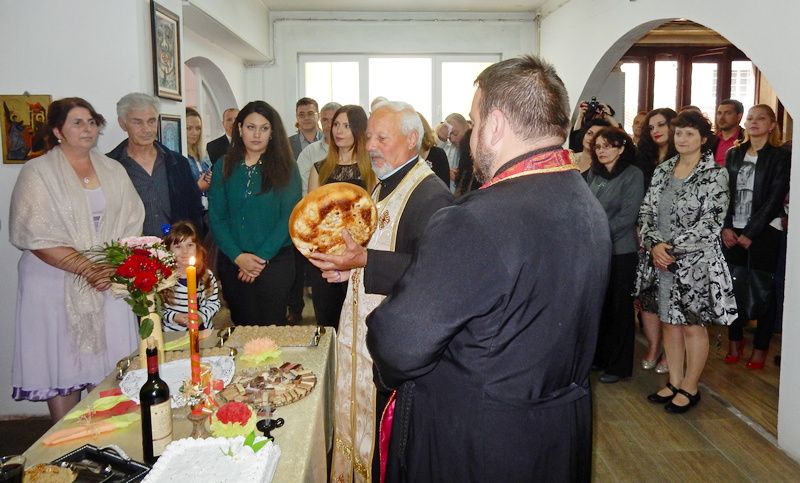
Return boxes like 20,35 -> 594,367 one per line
1,94 -> 51,164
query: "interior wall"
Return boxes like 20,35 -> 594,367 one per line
0,0 -> 254,419
0,0 -> 163,416
539,0 -> 800,460
250,11 -> 537,127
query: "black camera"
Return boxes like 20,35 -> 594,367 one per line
586,97 -> 602,114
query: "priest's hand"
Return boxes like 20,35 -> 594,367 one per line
309,230 -> 367,271
322,269 -> 350,284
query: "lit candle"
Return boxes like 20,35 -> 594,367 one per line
187,256 -> 202,415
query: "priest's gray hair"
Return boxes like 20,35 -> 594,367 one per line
475,55 -> 570,142
116,92 -> 162,120
372,100 -> 423,150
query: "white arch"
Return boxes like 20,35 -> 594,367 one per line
185,56 -> 238,139
540,0 -> 800,460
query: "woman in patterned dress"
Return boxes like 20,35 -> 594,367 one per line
635,110 -> 737,413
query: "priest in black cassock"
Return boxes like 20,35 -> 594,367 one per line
366,56 -> 612,482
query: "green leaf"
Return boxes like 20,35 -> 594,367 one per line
132,305 -> 150,317
244,431 -> 255,447
251,439 -> 270,452
139,317 -> 154,338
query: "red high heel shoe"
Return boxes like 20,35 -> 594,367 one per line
747,349 -> 768,370
724,339 -> 746,364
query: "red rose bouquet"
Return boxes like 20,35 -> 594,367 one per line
85,236 -> 177,338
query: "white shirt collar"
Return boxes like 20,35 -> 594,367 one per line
378,155 -> 418,180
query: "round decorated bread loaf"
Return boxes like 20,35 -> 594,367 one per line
289,182 -> 377,258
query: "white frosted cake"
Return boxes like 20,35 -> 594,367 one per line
142,436 -> 281,482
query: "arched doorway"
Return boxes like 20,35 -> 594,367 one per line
185,56 -> 238,144
544,9 -> 798,455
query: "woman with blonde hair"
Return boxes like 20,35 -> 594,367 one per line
185,108 -> 212,205
722,104 -> 790,369
417,113 -> 450,186
307,105 -> 375,327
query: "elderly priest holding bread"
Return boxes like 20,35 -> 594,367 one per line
309,100 -> 452,482
366,56 -> 611,482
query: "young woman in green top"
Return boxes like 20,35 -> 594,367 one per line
209,101 -> 302,325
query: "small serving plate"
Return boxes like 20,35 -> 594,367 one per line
50,445 -> 149,482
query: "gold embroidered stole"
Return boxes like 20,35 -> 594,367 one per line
330,160 -> 433,483
480,148 -> 576,188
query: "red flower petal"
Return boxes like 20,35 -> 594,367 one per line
216,401 -> 252,425
141,259 -> 158,272
133,271 -> 157,291
116,261 -> 139,278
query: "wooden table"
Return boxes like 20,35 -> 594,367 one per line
23,328 -> 336,483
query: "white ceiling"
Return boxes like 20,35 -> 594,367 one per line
260,0 -> 552,13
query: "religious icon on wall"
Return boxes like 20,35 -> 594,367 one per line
151,2 -> 182,101
158,114 -> 182,154
1,94 -> 51,164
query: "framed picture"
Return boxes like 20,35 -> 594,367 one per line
2,94 -> 51,164
150,2 -> 182,101
158,114 -> 182,153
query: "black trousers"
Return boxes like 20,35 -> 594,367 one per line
307,266 -> 346,330
217,246 -> 294,326
594,252 -> 637,377
726,226 -> 782,350
287,247 -> 307,316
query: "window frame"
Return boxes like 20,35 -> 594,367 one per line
298,53 -> 500,124
621,45 -> 753,112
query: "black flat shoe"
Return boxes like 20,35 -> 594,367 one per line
664,389 -> 701,414
647,382 -> 678,403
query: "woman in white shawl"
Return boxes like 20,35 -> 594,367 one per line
9,98 -> 144,421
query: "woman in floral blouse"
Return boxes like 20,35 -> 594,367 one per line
635,110 -> 737,413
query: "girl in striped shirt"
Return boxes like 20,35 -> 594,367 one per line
162,221 -> 220,331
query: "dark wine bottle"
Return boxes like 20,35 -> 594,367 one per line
140,338 -> 172,464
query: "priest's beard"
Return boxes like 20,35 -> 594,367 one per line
473,125 -> 496,184
370,154 -> 394,179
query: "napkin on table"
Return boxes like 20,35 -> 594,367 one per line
43,413 -> 141,446
64,388 -> 137,421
